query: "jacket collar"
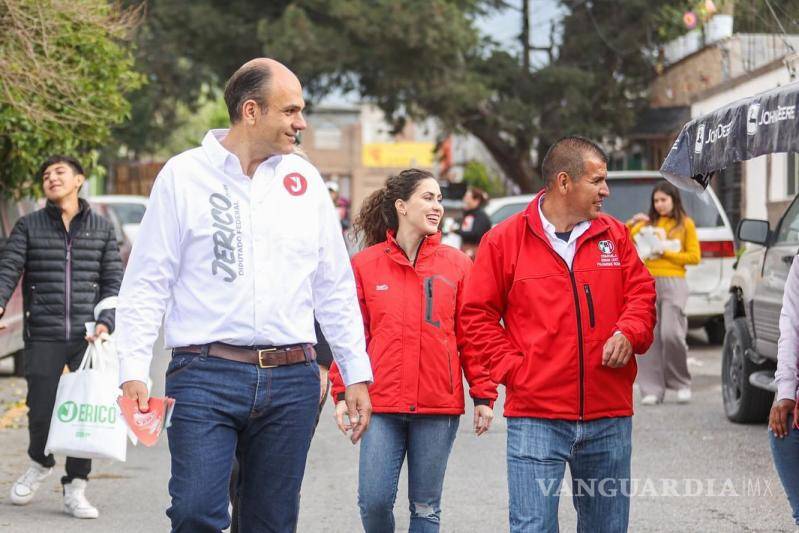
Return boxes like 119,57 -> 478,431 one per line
524,190 -> 610,246
383,230 -> 442,267
45,198 -> 90,222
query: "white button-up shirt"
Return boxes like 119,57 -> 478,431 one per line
116,129 -> 373,387
538,195 -> 591,269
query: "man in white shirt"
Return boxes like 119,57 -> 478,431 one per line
116,58 -> 373,532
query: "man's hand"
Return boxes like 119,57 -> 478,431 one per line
85,323 -> 109,342
602,332 -> 633,368
343,382 -> 372,444
121,380 -> 150,412
473,405 -> 494,436
319,365 -> 329,405
769,399 -> 796,438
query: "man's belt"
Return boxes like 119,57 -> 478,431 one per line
174,343 -> 315,368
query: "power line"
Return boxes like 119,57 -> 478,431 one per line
764,0 -> 797,80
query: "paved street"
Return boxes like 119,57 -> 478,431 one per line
0,331 -> 795,532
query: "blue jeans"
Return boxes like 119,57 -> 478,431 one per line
358,413 -> 460,533
164,352 -> 319,533
770,424 -> 799,525
507,416 -> 632,533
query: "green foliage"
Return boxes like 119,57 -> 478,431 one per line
462,160 -> 504,197
114,0 -> 284,157
152,86 -> 229,159
257,0 -> 675,191
0,0 -> 143,197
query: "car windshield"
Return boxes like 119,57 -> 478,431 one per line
109,203 -> 147,225
604,179 -> 722,228
488,178 -> 723,228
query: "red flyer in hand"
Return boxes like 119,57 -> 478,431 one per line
117,396 -> 175,447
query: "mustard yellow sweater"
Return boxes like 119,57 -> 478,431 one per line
628,216 -> 700,278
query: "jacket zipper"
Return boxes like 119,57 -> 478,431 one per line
64,234 -> 72,341
583,284 -> 596,328
446,341 -> 454,394
534,234 -> 587,420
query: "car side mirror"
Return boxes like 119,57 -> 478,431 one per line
737,219 -> 770,246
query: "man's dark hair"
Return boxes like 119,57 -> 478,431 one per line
38,155 -> 84,179
224,63 -> 272,123
541,136 -> 608,189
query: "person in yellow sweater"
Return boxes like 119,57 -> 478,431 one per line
627,181 -> 700,405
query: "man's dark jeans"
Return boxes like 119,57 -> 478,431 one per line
24,340 -> 92,485
165,351 -> 319,533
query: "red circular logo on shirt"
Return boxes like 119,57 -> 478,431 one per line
283,173 -> 308,196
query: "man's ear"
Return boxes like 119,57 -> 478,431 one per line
556,171 -> 570,194
76,174 -> 86,190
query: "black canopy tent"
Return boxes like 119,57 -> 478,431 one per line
660,81 -> 799,193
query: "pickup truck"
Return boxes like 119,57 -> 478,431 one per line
722,197 -> 799,422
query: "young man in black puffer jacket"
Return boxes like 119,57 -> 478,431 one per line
0,155 -> 122,519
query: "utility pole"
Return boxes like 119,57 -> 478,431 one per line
521,0 -> 531,71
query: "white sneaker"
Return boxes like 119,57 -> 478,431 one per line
10,462 -> 52,505
677,388 -> 692,403
63,479 -> 99,519
641,394 -> 659,405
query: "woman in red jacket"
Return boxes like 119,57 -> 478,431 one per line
328,168 -> 496,533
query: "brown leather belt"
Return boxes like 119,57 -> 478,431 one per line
174,343 -> 315,368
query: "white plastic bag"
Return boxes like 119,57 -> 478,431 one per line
44,339 -> 127,461
634,226 -> 681,260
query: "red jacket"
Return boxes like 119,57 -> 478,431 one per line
329,231 -> 497,415
460,192 -> 656,420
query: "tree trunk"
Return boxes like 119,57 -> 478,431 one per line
464,121 -> 540,193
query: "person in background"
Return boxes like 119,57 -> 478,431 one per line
1,155 -> 122,519
627,181 -> 700,405
326,180 -> 351,231
457,186 -> 491,258
769,255 -> 799,527
329,168 -> 496,532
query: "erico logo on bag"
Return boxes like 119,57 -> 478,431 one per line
57,401 -> 117,424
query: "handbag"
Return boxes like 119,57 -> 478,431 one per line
44,339 -> 127,461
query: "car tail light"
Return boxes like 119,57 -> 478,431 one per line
700,240 -> 735,258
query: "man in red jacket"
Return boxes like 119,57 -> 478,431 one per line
461,136 -> 656,533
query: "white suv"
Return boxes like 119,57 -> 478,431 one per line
483,171 -> 736,343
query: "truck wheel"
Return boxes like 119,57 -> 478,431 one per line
12,349 -> 24,377
722,317 -> 773,423
704,316 -> 725,345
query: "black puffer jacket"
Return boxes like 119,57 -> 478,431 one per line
0,199 -> 123,343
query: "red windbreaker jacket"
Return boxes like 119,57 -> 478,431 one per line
329,231 -> 497,415
460,192 -> 656,420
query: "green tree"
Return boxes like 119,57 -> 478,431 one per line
0,0 -> 143,197
256,0 -> 676,192
114,0 -> 289,157
462,160 -> 505,197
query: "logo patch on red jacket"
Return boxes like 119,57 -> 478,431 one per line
597,240 -> 620,267
283,173 -> 308,196
375,284 -> 389,291
598,240 -> 614,254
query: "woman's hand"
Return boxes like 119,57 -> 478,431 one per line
473,405 -> 494,436
769,399 -> 796,438
630,212 -> 649,225
334,400 -> 351,435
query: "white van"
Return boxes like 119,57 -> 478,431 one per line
483,171 -> 736,343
